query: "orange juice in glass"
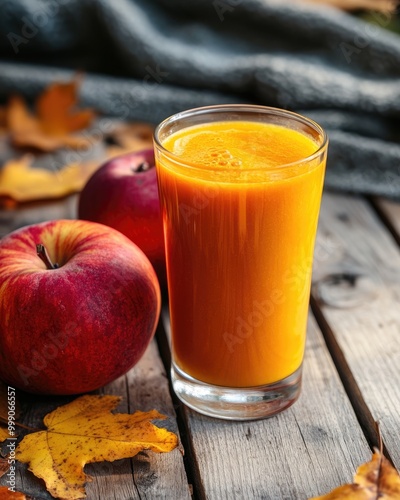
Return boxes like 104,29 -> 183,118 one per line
154,105 -> 328,420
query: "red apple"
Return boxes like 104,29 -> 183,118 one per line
0,219 -> 161,395
78,149 -> 166,287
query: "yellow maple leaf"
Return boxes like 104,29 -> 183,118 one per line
0,156 -> 99,204
310,450 -> 400,499
16,395 -> 178,500
5,76 -> 95,151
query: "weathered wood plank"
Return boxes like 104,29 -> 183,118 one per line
163,311 -> 371,499
311,191 -> 400,468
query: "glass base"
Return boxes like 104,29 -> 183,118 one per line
171,362 -> 302,420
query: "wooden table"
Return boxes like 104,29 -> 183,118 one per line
1,189 -> 399,499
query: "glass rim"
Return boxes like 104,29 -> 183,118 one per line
154,104 -> 328,173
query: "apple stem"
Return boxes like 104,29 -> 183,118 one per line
36,244 -> 59,270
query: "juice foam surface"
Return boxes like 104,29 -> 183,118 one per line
162,121 -> 318,170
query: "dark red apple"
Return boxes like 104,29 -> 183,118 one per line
78,149 -> 166,287
0,219 -> 161,395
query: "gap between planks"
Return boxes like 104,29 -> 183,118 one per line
310,294 -> 392,462
156,311 -> 201,500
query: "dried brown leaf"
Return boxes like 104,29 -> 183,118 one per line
36,78 -> 94,135
0,457 -> 10,478
0,107 -> 7,133
106,122 -> 154,151
5,77 -> 95,151
0,486 -> 26,499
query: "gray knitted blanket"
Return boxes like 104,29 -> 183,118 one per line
1,0 -> 399,197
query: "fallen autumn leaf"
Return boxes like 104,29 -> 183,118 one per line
0,429 -> 9,444
310,449 -> 400,499
5,77 -> 95,151
0,156 -> 99,203
16,395 -> 178,500
0,458 -> 10,479
0,486 -> 27,499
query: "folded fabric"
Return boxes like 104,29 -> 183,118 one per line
0,0 -> 399,197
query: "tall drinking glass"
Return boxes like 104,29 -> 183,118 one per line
154,105 -> 328,420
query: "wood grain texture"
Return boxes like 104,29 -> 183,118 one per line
312,191 -> 400,469
163,312 -> 371,500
